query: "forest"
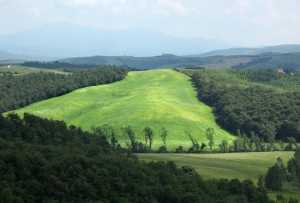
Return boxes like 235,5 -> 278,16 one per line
0,66 -> 129,113
181,69 -> 300,142
0,113 -> 270,202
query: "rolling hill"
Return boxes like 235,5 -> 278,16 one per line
195,44 -> 300,57
9,69 -> 235,150
58,52 -> 300,71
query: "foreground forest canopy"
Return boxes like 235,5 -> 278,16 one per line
181,69 -> 300,142
0,113 -> 270,202
0,66 -> 129,113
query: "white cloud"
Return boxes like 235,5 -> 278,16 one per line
27,5 -> 42,17
63,0 -> 100,7
223,0 -> 251,14
1,0 -> 300,45
156,0 -> 189,15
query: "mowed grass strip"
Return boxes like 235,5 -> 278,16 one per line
10,69 -> 235,149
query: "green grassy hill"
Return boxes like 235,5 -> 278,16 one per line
9,69 -> 235,150
0,64 -> 67,75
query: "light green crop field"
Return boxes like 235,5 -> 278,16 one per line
138,152 -> 300,200
0,65 -> 67,75
9,69 -> 235,150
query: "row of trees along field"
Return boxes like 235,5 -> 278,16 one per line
92,124 -> 298,153
0,66 -> 129,113
181,68 -> 300,142
0,113 -> 270,203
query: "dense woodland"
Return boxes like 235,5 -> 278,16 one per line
182,69 -> 300,142
0,66 -> 129,113
0,113 -> 270,202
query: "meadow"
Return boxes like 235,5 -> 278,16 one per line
10,69 -> 235,150
138,152 -> 300,200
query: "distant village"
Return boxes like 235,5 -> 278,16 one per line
272,67 -> 295,76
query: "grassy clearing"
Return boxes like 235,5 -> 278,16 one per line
10,69 -> 235,150
138,152 -> 300,200
0,65 -> 67,75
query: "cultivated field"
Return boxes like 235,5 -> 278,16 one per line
10,69 -> 235,149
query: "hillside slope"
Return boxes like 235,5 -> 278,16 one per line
10,69 -> 235,150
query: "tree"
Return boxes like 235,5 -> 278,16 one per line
250,133 -> 261,152
186,131 -> 199,152
160,127 -> 168,148
265,157 -> 287,191
111,129 -> 118,148
267,133 -> 275,151
233,136 -> 247,152
287,148 -> 300,185
121,126 -> 135,151
286,137 -> 297,151
206,128 -> 214,150
278,140 -> 285,151
91,124 -> 117,147
143,127 -> 154,150
219,140 -> 228,153
257,175 -> 266,192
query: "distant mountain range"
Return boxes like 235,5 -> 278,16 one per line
1,22 -> 300,71
194,44 -> 300,57
59,52 -> 300,71
0,22 -> 231,58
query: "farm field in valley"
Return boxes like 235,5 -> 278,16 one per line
138,152 -> 300,200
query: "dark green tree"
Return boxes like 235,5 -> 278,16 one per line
286,137 -> 297,151
143,127 -> 154,150
121,126 -> 135,151
206,127 -> 214,150
287,148 -> 300,185
186,131 -> 199,152
160,127 -> 168,148
219,140 -> 228,152
265,157 -> 287,191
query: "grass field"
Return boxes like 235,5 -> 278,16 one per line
9,69 -> 235,150
138,152 -> 300,200
0,64 -> 67,75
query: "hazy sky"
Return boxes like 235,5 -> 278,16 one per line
1,0 -> 300,46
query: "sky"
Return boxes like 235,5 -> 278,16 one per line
1,0 -> 300,47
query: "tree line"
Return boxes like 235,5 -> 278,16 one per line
0,66 -> 129,113
92,123 -> 299,153
181,69 -> 300,142
22,61 -> 97,69
0,113 -> 270,202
